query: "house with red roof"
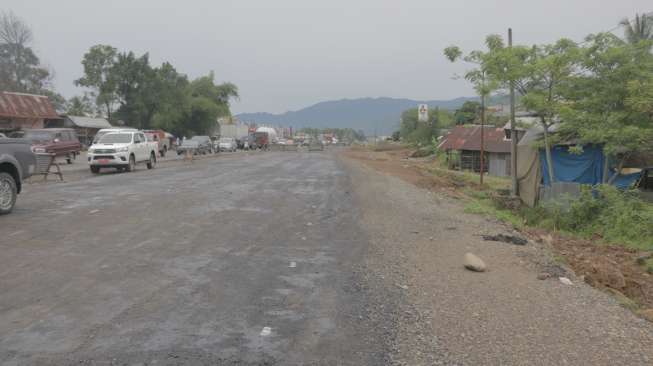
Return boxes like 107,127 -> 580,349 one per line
0,91 -> 62,133
438,125 -> 512,177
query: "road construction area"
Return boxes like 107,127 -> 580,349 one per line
1,150 -> 652,365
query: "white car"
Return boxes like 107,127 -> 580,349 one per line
92,128 -> 138,144
218,137 -> 237,152
87,131 -> 158,174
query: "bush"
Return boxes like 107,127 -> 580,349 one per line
533,185 -> 653,250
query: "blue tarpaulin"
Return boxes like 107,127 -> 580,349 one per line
540,145 -> 605,186
610,171 -> 642,189
540,145 -> 641,189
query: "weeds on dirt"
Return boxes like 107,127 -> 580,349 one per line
371,142 -> 406,152
525,186 -> 653,251
434,161 -> 653,251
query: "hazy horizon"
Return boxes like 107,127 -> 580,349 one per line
4,1 -> 652,114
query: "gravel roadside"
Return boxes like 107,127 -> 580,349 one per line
341,153 -> 653,366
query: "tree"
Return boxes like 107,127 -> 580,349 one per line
620,13 -> 653,45
399,107 -> 452,144
75,45 -> 119,121
515,39 -> 579,183
182,72 -> 239,135
444,36 -> 501,183
558,33 -> 653,182
479,36 -> 580,182
111,51 -> 155,128
75,44 -> 239,136
454,101 -> 481,124
65,94 -> 95,116
444,36 -> 501,124
151,64 -> 191,135
0,11 -> 53,93
41,89 -> 66,113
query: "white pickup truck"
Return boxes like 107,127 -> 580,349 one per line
87,131 -> 158,174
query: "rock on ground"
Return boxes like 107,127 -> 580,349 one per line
464,253 -> 487,272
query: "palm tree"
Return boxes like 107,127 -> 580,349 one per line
620,13 -> 653,44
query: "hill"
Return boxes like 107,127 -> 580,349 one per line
236,97 -> 478,135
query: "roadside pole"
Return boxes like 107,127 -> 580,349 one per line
509,28 -> 519,196
480,94 -> 485,185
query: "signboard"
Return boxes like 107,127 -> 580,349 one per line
418,104 -> 429,122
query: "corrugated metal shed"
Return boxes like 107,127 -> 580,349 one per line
0,91 -> 60,119
66,116 -> 112,129
438,125 -> 511,154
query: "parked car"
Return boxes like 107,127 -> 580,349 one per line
0,138 -> 36,214
0,133 -> 7,138
23,128 -> 82,164
87,131 -> 158,174
177,136 -> 214,155
143,129 -> 170,157
218,137 -> 237,152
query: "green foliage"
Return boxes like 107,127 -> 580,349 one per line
399,107 -> 452,145
75,45 -> 118,120
454,100 -> 481,124
65,94 -> 95,116
451,23 -> 653,180
524,185 -> 653,250
76,45 -> 238,136
558,34 -> 653,162
444,36 -> 501,99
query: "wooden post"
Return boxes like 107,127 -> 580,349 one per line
509,28 -> 519,196
480,94 -> 485,185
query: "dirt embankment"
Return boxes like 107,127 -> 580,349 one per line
343,147 -> 653,314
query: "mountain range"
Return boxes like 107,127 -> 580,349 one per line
235,97 -> 478,135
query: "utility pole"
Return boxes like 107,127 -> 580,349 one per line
480,93 -> 485,185
509,28 -> 519,196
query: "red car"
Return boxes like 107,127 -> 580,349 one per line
23,128 -> 82,164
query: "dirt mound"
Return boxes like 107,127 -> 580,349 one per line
526,228 -> 653,309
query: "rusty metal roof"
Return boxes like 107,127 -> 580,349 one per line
0,91 -> 60,119
438,125 -> 511,154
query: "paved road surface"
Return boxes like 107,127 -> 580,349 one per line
0,152 -> 390,365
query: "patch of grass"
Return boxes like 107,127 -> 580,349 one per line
463,192 -> 524,229
425,164 -> 511,191
524,186 -> 653,251
421,159 -> 653,251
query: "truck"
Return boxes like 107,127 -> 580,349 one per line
255,127 -> 279,144
87,131 -> 158,174
252,131 -> 270,150
23,128 -> 82,164
0,138 -> 37,214
143,129 -> 171,157
220,124 -> 250,139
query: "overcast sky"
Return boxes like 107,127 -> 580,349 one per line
4,0 -> 652,113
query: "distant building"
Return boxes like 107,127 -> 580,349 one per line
438,125 -> 512,177
0,91 -> 62,133
46,115 -> 112,146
